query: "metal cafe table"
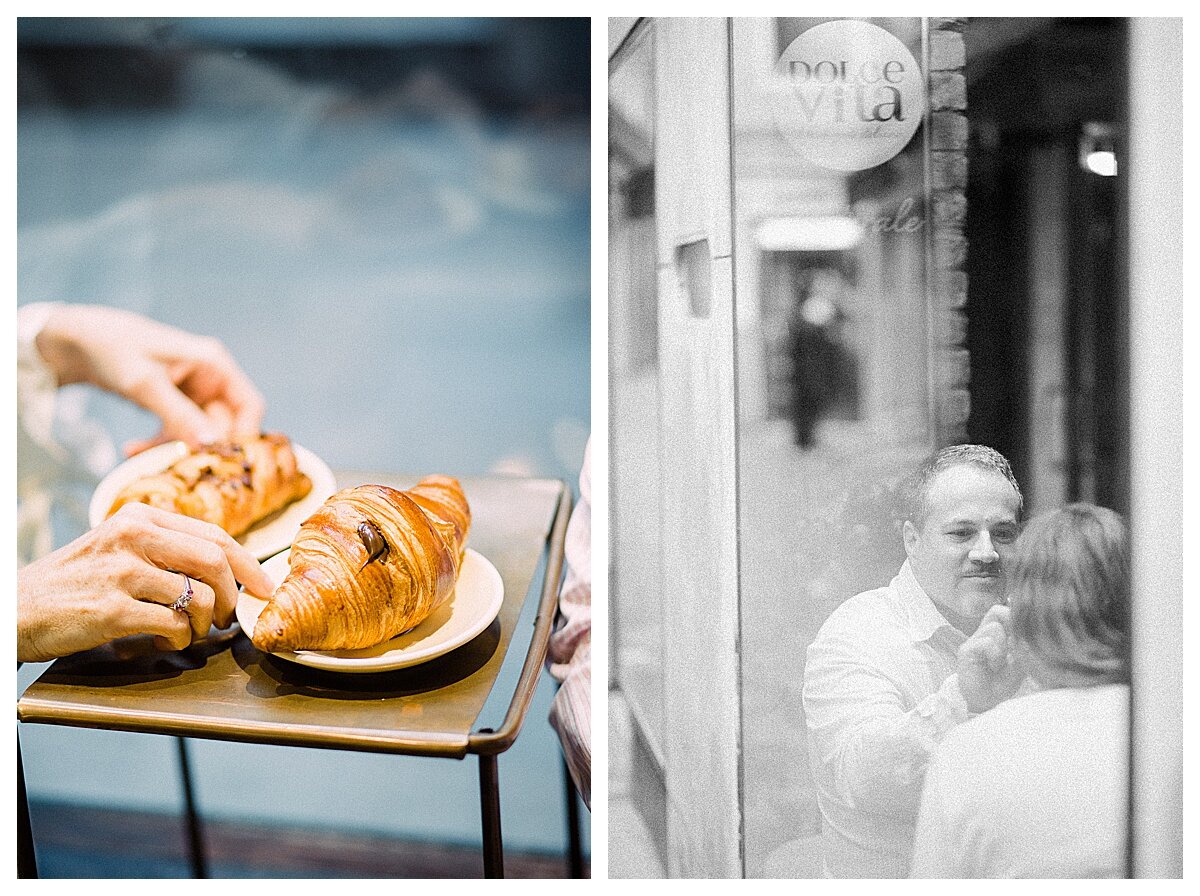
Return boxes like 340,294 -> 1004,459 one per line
17,472 -> 572,879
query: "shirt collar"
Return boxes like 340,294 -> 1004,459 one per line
893,559 -> 962,643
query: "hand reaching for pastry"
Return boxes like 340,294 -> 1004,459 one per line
17,503 -> 275,663
34,304 -> 266,456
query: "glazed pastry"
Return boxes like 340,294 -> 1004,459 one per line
106,433 -> 312,538
252,475 -> 471,652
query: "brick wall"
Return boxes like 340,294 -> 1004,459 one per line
928,17 -> 970,445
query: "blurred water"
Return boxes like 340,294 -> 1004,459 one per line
18,41 -> 589,863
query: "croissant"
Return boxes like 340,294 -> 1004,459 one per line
107,433 -> 312,539
252,475 -> 471,652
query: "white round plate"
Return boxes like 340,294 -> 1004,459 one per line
88,440 -> 337,561
237,548 -> 504,672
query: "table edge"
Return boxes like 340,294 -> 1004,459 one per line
468,479 -> 573,756
17,698 -> 472,759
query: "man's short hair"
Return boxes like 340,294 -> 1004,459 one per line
1009,503 -> 1129,686
905,444 -> 1023,527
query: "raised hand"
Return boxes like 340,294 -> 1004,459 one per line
957,603 -> 1025,714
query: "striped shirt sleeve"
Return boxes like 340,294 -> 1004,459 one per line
549,439 -> 591,808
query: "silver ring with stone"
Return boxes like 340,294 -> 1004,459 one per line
170,573 -> 194,612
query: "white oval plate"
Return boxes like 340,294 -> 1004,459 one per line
237,547 -> 504,673
88,440 -> 337,561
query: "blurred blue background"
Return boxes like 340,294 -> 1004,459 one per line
17,16 -> 589,874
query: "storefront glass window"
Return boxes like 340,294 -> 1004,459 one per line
730,16 -> 937,876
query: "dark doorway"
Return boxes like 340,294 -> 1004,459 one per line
964,17 -> 1128,516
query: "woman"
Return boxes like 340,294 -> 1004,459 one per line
910,503 -> 1129,878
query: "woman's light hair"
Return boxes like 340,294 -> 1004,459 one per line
1009,503 -> 1129,686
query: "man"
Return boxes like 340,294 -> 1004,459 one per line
802,444 -> 1026,877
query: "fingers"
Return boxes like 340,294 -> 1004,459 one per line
204,401 -> 235,437
212,365 -> 266,436
171,336 -> 265,437
117,331 -> 266,449
122,397 -> 259,457
957,606 -> 1023,713
124,367 -> 221,447
123,503 -> 274,598
959,636 -> 995,670
110,596 -> 195,652
106,505 -> 273,636
961,613 -> 1015,676
979,603 -> 1012,631
982,607 -> 1015,672
975,606 -> 1012,647
139,532 -> 241,631
124,431 -> 172,458
131,566 -> 220,643
987,641 -> 1010,674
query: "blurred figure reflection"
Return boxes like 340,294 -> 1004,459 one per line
787,294 -> 837,449
786,271 -> 857,450
911,504 -> 1130,878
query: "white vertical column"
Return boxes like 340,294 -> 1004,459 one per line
1127,16 -> 1183,880
655,16 -> 744,878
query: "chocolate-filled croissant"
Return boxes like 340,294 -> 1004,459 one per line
107,433 -> 312,539
252,475 -> 471,652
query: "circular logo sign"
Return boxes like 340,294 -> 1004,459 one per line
774,20 -> 925,172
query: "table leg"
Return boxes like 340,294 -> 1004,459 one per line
176,737 -> 209,878
18,733 -> 38,879
477,733 -> 504,878
564,757 -> 584,878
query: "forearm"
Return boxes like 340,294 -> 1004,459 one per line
17,301 -> 64,391
33,302 -> 97,387
17,301 -> 71,472
814,674 -> 970,816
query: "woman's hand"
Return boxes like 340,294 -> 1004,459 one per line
17,503 -> 275,663
35,304 -> 265,455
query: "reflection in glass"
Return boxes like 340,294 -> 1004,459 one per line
731,17 -> 932,877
